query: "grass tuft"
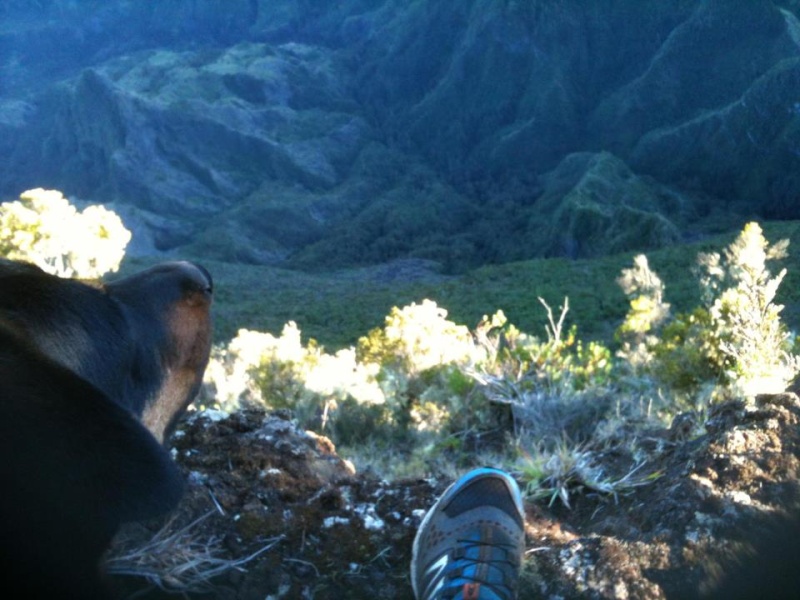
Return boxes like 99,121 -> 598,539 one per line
106,512 -> 283,595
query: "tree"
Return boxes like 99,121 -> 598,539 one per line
0,188 -> 131,279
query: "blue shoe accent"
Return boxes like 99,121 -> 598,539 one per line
411,467 -> 526,600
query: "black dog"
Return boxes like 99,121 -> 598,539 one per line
0,259 -> 213,598
0,259 -> 213,441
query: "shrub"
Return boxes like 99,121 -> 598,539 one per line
613,254 -> 707,414
356,300 -> 501,438
696,222 -> 799,397
615,222 -> 800,408
474,298 -> 616,462
198,222 -> 800,482
0,188 -> 131,278
616,254 -> 670,372
480,298 -> 612,396
651,307 -> 721,402
201,324 -> 384,437
203,302 -> 515,463
357,299 -> 482,373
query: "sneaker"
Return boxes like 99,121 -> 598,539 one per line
411,467 -> 526,600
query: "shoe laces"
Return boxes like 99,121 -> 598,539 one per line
437,534 -> 519,600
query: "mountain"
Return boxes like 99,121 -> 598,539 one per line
1,0 -> 799,270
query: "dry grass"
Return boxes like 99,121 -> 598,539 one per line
106,512 -> 283,596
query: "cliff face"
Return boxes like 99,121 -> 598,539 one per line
361,0 -> 800,201
1,0 -> 799,268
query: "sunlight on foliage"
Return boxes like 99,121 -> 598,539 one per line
616,254 -> 671,371
0,188 -> 131,278
476,298 -> 613,398
197,221 -> 800,483
201,323 -> 384,435
202,301 -> 504,452
356,300 -> 501,440
614,223 -> 800,408
651,307 -> 720,403
357,299 -> 483,373
696,222 -> 799,397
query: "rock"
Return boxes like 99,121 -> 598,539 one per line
103,394 -> 800,599
111,408 -> 435,600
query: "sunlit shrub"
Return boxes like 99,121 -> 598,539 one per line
650,307 -> 721,399
356,299 -> 503,437
616,254 -> 671,372
473,298 -> 615,462
612,254 -> 701,415
0,188 -> 131,278
484,299 -> 612,394
696,222 -> 799,397
199,222 -> 800,483
357,299 -> 483,373
201,323 -> 384,433
614,223 -> 800,409
205,294 -> 620,463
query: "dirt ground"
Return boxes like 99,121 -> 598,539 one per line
106,394 -> 800,599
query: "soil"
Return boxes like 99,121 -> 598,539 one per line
107,394 -> 800,599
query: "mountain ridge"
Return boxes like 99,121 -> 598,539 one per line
1,0 -> 799,271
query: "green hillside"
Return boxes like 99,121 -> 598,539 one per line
121,220 -> 800,349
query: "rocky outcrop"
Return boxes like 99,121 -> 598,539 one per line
104,394 -> 800,599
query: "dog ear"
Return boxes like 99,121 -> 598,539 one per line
106,261 -> 213,442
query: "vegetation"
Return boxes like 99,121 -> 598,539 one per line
196,221 -> 800,497
4,199 -> 799,505
114,222 -> 800,352
0,188 -> 131,278
106,513 -> 281,594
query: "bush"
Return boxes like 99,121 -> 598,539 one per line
198,222 -> 800,481
355,300 -> 502,439
615,222 -> 799,409
616,254 -> 670,373
651,307 -> 721,401
201,324 -> 384,436
357,299 -> 482,373
481,299 -> 612,395
0,188 -> 131,278
696,222 -> 799,397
